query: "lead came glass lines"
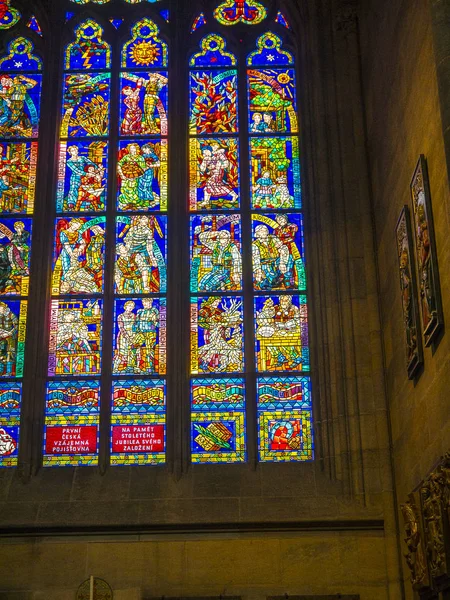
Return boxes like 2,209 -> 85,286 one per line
0,37 -> 42,467
189,35 -> 246,464
110,18 -> 168,466
248,33 -> 314,462
44,20 -> 110,466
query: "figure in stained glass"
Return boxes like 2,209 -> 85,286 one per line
189,70 -> 238,135
115,215 -> 166,294
48,299 -> 102,376
0,299 -> 26,377
257,376 -> 313,462
117,141 -> 166,211
250,137 -> 301,209
0,73 -> 42,138
58,143 -> 107,212
190,138 -> 239,211
252,214 -> 305,291
0,142 -> 37,214
120,72 -> 168,136
62,73 -> 110,138
192,297 -> 243,374
0,218 -> 31,295
113,298 -> 166,375
52,217 -> 105,295
248,69 -> 298,134
190,215 -> 241,293
255,295 -> 308,372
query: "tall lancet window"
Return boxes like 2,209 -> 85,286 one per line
189,1 -> 314,464
44,9 -> 169,467
0,33 -> 42,467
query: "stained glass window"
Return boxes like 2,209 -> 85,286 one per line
45,11 -> 169,467
189,35 -> 246,463
189,19 -> 314,463
248,33 -> 313,462
0,35 -> 41,467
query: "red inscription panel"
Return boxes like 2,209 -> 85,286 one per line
111,424 -> 164,453
45,426 -> 98,455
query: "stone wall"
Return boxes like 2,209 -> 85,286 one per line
359,0 -> 450,596
0,532 -> 389,600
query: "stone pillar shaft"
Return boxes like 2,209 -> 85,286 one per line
430,0 -> 450,187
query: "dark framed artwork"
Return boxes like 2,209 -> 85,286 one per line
396,206 -> 424,379
410,155 -> 444,347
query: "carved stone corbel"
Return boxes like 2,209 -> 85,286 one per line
420,454 -> 450,591
401,492 -> 431,592
333,0 -> 358,37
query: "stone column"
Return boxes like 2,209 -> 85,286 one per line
430,0 -> 450,187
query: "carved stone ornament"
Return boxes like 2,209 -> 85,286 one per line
401,492 -> 430,591
334,1 -> 358,36
420,453 -> 450,589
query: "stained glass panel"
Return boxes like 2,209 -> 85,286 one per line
111,380 -> 166,466
191,378 -> 246,464
43,380 -> 100,467
119,72 -> 168,136
254,295 -> 309,372
61,73 -> 110,138
252,213 -> 305,291
0,1 -> 20,30
191,13 -> 206,34
51,217 -> 106,296
65,20 -> 111,70
214,0 -> 267,26
0,382 -> 21,467
48,299 -> 103,377
190,214 -> 242,293
250,136 -> 301,209
190,34 -> 236,68
191,296 -> 244,374
0,72 -> 42,139
115,215 -> 167,294
257,376 -> 313,462
0,142 -> 37,214
275,11 -> 291,30
56,141 -> 108,213
27,16 -> 43,36
0,217 -> 32,295
0,299 -> 26,377
189,138 -> 240,211
248,69 -> 298,134
113,298 -> 166,376
117,140 -> 167,211
189,70 -> 238,135
248,32 -> 294,66
122,19 -> 168,69
0,38 -> 42,71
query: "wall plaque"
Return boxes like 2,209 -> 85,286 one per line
410,156 -> 444,346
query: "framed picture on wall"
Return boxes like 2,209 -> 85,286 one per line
395,206 -> 423,379
410,155 -> 444,347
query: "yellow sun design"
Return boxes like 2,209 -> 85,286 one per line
277,73 -> 291,85
130,41 -> 160,66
